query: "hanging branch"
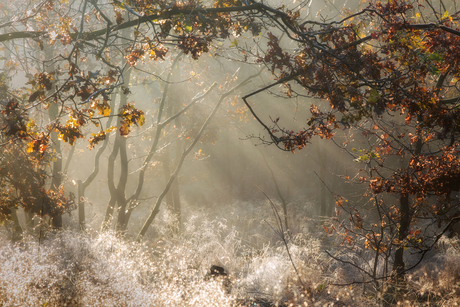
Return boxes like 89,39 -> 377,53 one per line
233,123 -> 289,230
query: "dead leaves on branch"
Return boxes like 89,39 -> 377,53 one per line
0,100 -> 28,138
178,35 -> 211,60
28,72 -> 54,103
255,0 -> 460,155
26,132 -> 49,155
369,146 -> 460,199
87,126 -> 116,150
54,120 -> 85,146
119,104 -> 145,137
125,44 -> 168,66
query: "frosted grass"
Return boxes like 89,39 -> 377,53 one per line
0,214 -> 458,306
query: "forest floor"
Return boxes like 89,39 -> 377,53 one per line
0,213 -> 459,306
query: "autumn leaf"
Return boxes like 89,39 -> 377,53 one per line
29,90 -> 45,103
115,10 -> 124,25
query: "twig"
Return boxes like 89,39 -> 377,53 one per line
260,189 -> 310,294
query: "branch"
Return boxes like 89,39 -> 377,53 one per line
242,71 -> 301,147
409,23 -> 460,36
0,4 -> 263,43
325,250 -> 374,279
136,68 -> 262,241
0,0 -> 48,30
0,31 -> 44,42
127,81 -> 217,203
0,3 -> 301,44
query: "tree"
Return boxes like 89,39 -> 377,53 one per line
0,81 -> 75,236
1,0 -> 459,291
0,0 -> 272,233
239,0 -> 460,288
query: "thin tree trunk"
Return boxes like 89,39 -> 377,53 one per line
119,54 -> 182,232
115,134 -> 129,232
45,45 -> 62,229
114,64 -> 132,232
77,180 -> 85,231
75,91 -> 116,231
102,130 -> 121,231
172,139 -> 183,230
392,193 -> 411,281
136,69 -> 262,241
162,155 -> 175,211
120,60 -> 217,232
136,117 -> 211,240
24,211 -> 35,229
10,209 -> 22,242
63,145 -> 75,174
392,118 -> 424,281
162,89 -> 175,212
172,179 -> 182,229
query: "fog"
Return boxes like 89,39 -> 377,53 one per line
1,0 -> 460,305
56,57 -> 342,239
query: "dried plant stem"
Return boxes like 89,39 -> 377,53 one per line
260,190 -> 311,295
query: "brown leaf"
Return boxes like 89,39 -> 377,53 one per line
115,11 -> 124,25
29,90 -> 44,103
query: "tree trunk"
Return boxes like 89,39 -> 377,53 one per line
77,180 -> 85,231
10,209 -> 23,242
392,193 -> 411,280
115,67 -> 132,232
392,122 -> 423,280
78,92 -> 116,232
162,153 -> 175,211
24,211 -> 35,229
102,125 -> 121,231
136,70 -> 260,240
136,84 -> 225,240
115,134 -> 129,232
172,139 -> 183,231
45,44 -> 62,229
172,179 -> 182,230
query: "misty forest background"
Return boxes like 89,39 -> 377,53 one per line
1,0 -> 460,306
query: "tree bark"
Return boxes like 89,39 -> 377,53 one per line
102,124 -> 121,231
162,152 -> 175,211
10,209 -> 23,242
392,193 -> 411,281
76,91 -> 116,232
77,180 -> 85,231
45,44 -> 63,229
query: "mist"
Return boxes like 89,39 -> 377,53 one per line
1,0 -> 460,306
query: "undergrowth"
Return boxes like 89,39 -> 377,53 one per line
0,213 -> 458,306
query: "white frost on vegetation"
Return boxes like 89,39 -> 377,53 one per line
0,215 -> 458,306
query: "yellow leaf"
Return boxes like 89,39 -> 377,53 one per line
443,10 -> 449,19
27,142 -> 34,153
106,126 -> 117,133
138,114 -> 145,126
